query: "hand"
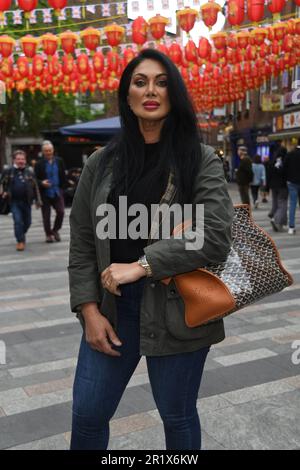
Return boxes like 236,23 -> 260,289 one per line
42,179 -> 51,188
1,192 -> 8,199
35,203 -> 41,209
101,262 -> 146,296
82,304 -> 122,357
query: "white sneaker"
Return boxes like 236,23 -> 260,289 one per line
288,227 -> 296,235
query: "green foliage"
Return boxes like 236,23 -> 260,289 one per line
2,89 -> 103,136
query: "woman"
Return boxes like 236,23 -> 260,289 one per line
250,154 -> 266,209
268,146 -> 288,232
68,49 -> 233,451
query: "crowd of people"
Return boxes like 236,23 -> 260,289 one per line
236,142 -> 300,235
0,140 -> 81,251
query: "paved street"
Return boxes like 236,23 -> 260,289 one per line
0,184 -> 299,450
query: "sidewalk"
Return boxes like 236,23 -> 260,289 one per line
0,184 -> 299,450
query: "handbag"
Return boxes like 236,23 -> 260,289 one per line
0,196 -> 10,215
161,204 -> 293,328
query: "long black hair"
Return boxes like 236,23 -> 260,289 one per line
101,48 -> 203,205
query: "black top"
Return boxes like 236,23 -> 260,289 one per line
108,143 -> 168,263
284,147 -> 300,185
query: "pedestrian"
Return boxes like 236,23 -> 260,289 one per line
68,49 -> 233,451
261,155 -> 271,203
236,146 -> 253,205
283,139 -> 300,235
34,140 -> 66,243
0,150 -> 41,251
268,146 -> 288,232
250,155 -> 266,209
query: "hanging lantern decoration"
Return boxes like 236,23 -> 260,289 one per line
132,16 -> 149,48
77,53 -> 89,76
267,0 -> 285,21
106,50 -> 120,76
168,42 -> 182,65
0,0 -> 11,26
48,0 -> 67,18
62,55 -> 75,75
156,43 -> 169,55
200,1 -> 221,30
59,30 -> 78,55
247,0 -> 264,23
80,27 -> 101,53
40,33 -> 58,59
32,55 -> 44,75
250,27 -> 268,48
185,39 -> 198,64
227,0 -> 245,27
176,7 -> 198,35
123,46 -> 136,66
0,56 -> 12,76
198,37 -> 211,60
272,22 -> 288,43
104,23 -> 125,49
148,14 -> 169,42
20,35 -> 39,59
47,54 -> 60,76
210,32 -> 227,50
0,35 -> 15,57
17,56 -> 29,79
92,50 -> 104,73
17,0 -> 38,29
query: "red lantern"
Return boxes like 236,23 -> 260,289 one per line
17,56 -> 29,78
123,47 -> 136,66
185,39 -> 198,64
48,0 -> 67,16
200,1 -> 221,29
236,31 -> 250,50
77,53 -> 89,75
132,17 -> 149,47
32,55 -> 44,76
80,27 -> 101,52
40,33 -> 58,58
0,0 -> 11,22
62,55 -> 75,75
0,35 -> 15,57
198,37 -> 211,60
227,0 -> 244,27
20,35 -> 38,59
247,0 -> 264,23
17,0 -> 37,12
92,51 -> 104,73
156,43 -> 169,55
210,32 -> 227,50
0,56 -> 13,77
104,23 -> 125,48
250,28 -> 268,47
169,42 -> 182,65
59,31 -> 78,55
268,0 -> 285,17
272,22 -> 288,42
149,14 -> 169,41
47,55 -> 60,76
106,50 -> 120,74
177,7 -> 198,34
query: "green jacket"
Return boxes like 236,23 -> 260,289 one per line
68,143 -> 234,356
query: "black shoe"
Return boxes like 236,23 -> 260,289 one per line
46,235 -> 54,243
52,231 -> 61,242
270,219 -> 279,232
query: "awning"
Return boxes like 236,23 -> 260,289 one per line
268,129 -> 300,140
59,116 -> 121,136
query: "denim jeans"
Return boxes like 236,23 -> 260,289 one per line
287,181 -> 300,228
71,277 -> 210,450
10,200 -> 32,243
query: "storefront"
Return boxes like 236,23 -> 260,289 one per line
229,126 -> 274,171
269,110 -> 300,150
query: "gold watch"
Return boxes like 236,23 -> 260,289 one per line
137,255 -> 153,277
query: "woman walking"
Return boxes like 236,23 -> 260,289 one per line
250,155 -> 266,209
68,49 -> 233,450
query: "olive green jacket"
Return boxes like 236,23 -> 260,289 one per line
68,144 -> 234,356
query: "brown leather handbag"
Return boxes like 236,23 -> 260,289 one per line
161,204 -> 293,328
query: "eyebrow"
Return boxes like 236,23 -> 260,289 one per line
133,73 -> 167,78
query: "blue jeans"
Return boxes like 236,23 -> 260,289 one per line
287,181 -> 300,228
71,277 -> 210,450
10,200 -> 32,243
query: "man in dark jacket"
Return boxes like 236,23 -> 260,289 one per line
35,140 -> 67,243
0,150 -> 41,251
235,146 -> 253,205
284,140 -> 300,234
268,146 -> 288,232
